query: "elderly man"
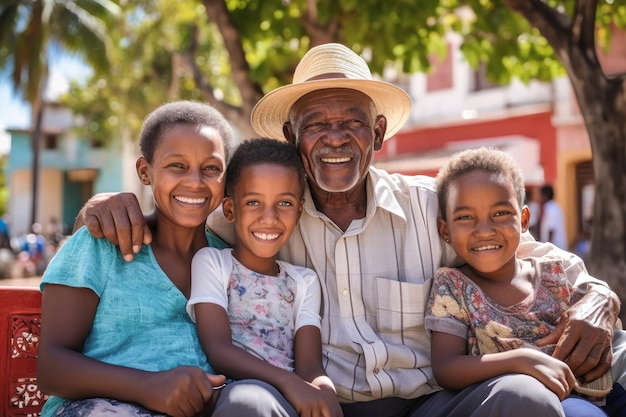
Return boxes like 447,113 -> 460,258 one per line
79,43 -> 621,417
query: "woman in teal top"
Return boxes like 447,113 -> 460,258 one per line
39,227 -> 228,416
37,101 -> 299,417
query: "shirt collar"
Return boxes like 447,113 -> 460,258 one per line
302,166 -> 407,223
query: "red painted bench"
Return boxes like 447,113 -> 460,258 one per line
0,286 -> 47,416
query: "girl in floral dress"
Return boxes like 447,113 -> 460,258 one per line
424,147 -> 625,417
187,138 -> 342,417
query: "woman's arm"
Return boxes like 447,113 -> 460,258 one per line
38,284 -> 220,417
430,331 -> 576,401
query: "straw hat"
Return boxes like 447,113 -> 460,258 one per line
251,43 -> 412,141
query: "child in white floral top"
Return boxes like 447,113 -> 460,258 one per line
425,147 -> 625,417
187,138 -> 342,417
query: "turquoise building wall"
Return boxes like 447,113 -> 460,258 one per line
6,130 -> 125,233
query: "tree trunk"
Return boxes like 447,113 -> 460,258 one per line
581,78 -> 626,321
202,0 -> 341,140
29,100 -> 44,228
553,31 -> 626,321
504,0 -> 626,319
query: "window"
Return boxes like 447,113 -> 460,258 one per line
426,44 -> 454,92
471,62 -> 498,92
44,134 -> 58,150
91,137 -> 104,149
575,160 -> 595,234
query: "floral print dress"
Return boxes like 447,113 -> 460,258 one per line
425,257 -> 586,356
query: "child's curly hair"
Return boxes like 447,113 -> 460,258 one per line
225,137 -> 306,198
436,147 -> 526,220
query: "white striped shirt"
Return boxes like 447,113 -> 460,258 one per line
282,167 -> 457,402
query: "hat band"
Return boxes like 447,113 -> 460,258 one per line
304,72 -> 351,82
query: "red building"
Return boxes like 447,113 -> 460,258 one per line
374,29 -> 626,250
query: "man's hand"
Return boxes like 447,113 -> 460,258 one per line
75,192 -> 152,261
537,284 -> 619,382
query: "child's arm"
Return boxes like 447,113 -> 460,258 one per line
38,284 -> 223,417
195,303 -> 342,416
294,325 -> 343,417
430,331 -> 576,400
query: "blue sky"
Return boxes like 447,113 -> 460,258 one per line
1,54 -> 92,128
0,85 -> 29,153
0,55 -> 91,151
0,84 -> 30,129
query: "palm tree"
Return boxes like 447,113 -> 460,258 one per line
0,0 -> 119,227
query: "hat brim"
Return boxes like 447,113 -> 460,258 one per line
251,78 -> 412,142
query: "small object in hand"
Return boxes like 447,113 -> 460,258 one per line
574,370 -> 613,399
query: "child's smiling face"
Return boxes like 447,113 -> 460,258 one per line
223,162 -> 304,274
439,170 -> 530,281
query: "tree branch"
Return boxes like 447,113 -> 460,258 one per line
176,25 -> 238,116
202,0 -> 263,115
170,24 -> 252,137
502,0 -> 570,57
502,0 -> 603,80
572,0 -> 600,65
300,3 -> 339,46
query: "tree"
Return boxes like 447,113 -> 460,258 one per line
0,153 -> 8,215
62,0 -> 247,142
0,0 -> 120,227
64,0 -> 626,315
498,0 -> 626,317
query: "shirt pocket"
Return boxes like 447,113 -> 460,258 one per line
375,278 -> 431,353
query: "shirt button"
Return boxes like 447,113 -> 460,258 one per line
374,368 -> 380,374
342,289 -> 349,296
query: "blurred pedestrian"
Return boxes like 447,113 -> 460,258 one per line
525,189 -> 541,239
539,184 -> 567,249
0,214 -> 10,249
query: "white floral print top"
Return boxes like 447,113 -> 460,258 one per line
228,257 -> 297,370
187,248 -> 321,372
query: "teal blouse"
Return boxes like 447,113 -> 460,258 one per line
39,226 -> 228,416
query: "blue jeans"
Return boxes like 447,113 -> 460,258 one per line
603,383 -> 626,417
562,383 -> 626,417
562,395 -> 607,417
